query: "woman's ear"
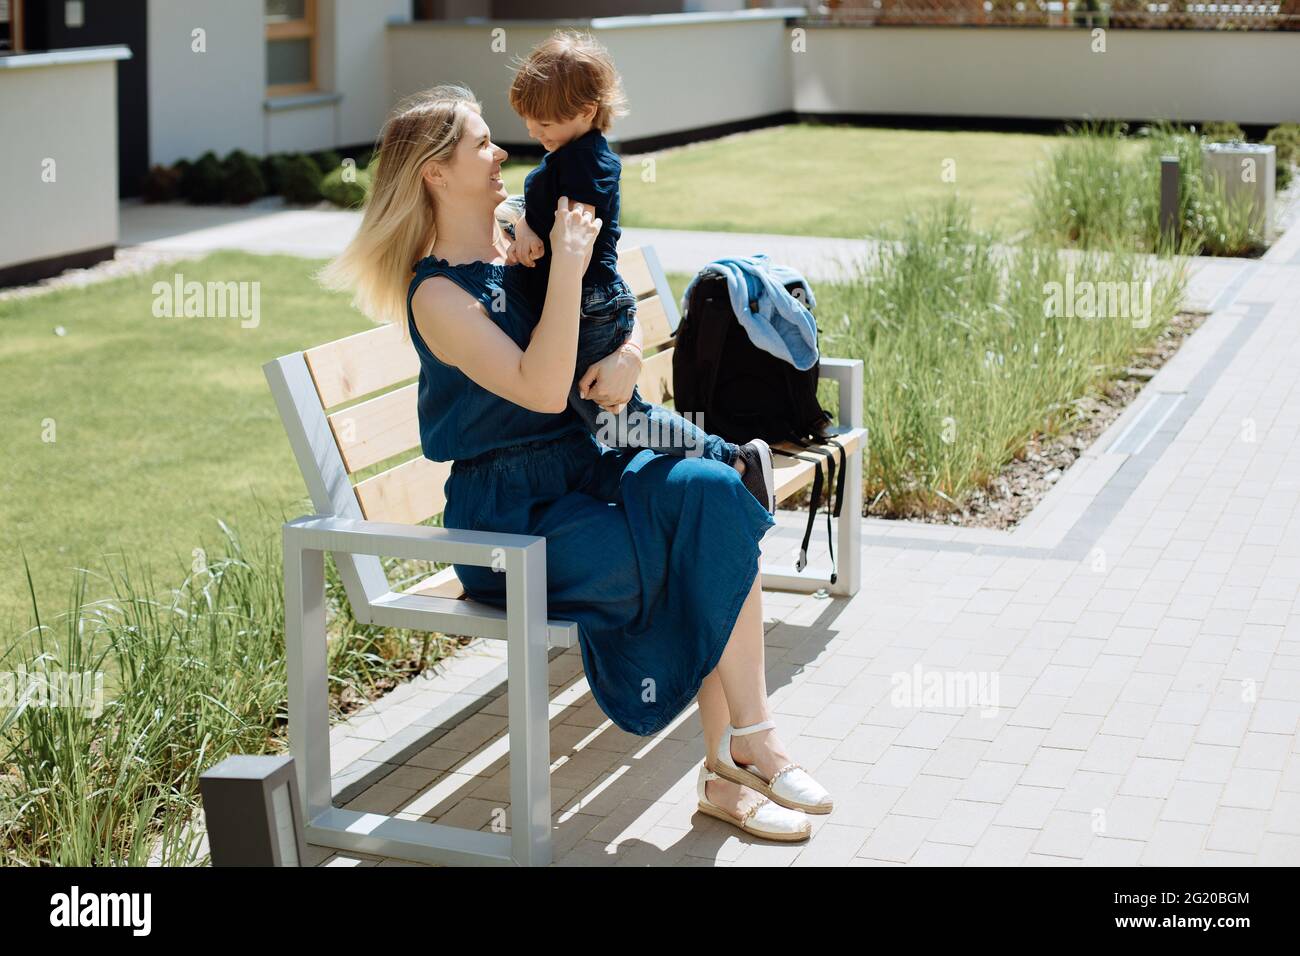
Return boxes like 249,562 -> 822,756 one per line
422,162 -> 446,191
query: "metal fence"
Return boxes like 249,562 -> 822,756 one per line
807,0 -> 1300,29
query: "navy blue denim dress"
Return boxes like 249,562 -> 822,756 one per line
406,254 -> 775,736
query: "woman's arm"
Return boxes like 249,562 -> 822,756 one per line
412,198 -> 601,414
579,312 -> 644,413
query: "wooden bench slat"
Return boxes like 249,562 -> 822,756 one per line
636,347 -> 674,405
636,295 -> 676,352
354,456 -> 452,525
405,564 -> 465,599
617,247 -> 656,299
327,307 -> 674,477
328,383 -> 420,474
305,322 -> 418,409
307,250 -> 665,412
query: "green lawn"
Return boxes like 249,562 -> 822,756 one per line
0,253 -> 374,637
504,123 -> 1062,238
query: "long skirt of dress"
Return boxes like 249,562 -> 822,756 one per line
443,428 -> 775,736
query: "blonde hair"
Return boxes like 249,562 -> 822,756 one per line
318,84 -> 487,328
508,30 -> 628,132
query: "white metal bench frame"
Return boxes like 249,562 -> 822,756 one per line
264,245 -> 864,867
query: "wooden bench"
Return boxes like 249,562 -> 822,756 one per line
263,244 -> 866,867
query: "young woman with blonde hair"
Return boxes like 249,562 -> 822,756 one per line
320,84 -> 834,843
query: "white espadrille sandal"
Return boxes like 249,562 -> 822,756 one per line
696,762 -> 811,842
711,718 -> 834,814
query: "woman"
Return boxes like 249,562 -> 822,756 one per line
321,85 -> 833,842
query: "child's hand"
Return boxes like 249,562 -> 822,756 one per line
506,238 -> 520,265
512,217 -> 546,268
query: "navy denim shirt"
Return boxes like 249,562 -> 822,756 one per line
522,128 -> 622,301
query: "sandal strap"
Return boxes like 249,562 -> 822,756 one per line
768,762 -> 804,786
730,718 -> 776,737
739,797 -> 770,827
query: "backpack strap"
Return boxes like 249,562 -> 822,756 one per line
786,432 -> 852,587
824,436 -> 847,519
786,447 -> 837,586
790,450 -> 824,576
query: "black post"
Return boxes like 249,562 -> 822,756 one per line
1159,155 -> 1180,245
200,754 -> 307,866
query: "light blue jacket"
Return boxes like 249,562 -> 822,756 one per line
680,254 -> 819,371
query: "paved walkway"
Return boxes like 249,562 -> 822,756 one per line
120,200 -> 1299,866
119,200 -> 1265,314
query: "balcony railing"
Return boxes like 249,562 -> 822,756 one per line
808,0 -> 1300,29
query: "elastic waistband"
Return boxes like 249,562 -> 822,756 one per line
452,428 -> 592,473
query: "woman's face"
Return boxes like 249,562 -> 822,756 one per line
436,110 -> 508,206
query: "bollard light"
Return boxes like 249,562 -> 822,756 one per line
199,754 -> 306,867
1159,155 -> 1180,245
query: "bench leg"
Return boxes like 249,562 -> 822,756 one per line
832,357 -> 865,598
762,441 -> 864,597
506,542 -> 553,867
283,528 -> 545,866
285,539 -> 332,825
832,445 -> 863,597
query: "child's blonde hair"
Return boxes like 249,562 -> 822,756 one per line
508,30 -> 628,132
318,84 -> 500,329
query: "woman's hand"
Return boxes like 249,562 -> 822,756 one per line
549,196 -> 601,271
578,344 -> 641,415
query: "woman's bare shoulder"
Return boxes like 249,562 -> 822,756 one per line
411,272 -> 477,317
411,275 -> 483,365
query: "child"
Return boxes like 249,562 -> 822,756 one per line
506,30 -> 776,513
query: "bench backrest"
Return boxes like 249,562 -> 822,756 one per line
264,245 -> 681,615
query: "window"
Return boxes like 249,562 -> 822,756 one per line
265,0 -> 316,95
0,0 -> 24,53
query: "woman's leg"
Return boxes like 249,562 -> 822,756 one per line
696,573 -> 799,815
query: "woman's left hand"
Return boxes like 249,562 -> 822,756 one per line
577,345 -> 641,415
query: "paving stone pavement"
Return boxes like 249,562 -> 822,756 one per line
308,219 -> 1300,868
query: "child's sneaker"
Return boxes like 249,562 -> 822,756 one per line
736,439 -> 776,514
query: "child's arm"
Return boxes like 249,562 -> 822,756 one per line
507,215 -> 546,268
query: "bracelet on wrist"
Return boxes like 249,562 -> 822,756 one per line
619,341 -> 643,358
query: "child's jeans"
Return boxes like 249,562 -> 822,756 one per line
572,278 -> 736,466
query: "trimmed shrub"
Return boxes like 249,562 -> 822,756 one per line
261,154 -> 283,194
1198,120 -> 1246,144
140,164 -> 182,203
276,153 -> 324,204
221,149 -> 267,204
1264,124 -> 1300,190
310,150 -> 343,176
180,151 -> 225,204
320,161 -> 371,208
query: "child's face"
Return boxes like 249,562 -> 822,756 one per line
523,107 -> 596,153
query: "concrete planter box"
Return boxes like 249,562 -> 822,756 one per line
1202,142 -> 1277,241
